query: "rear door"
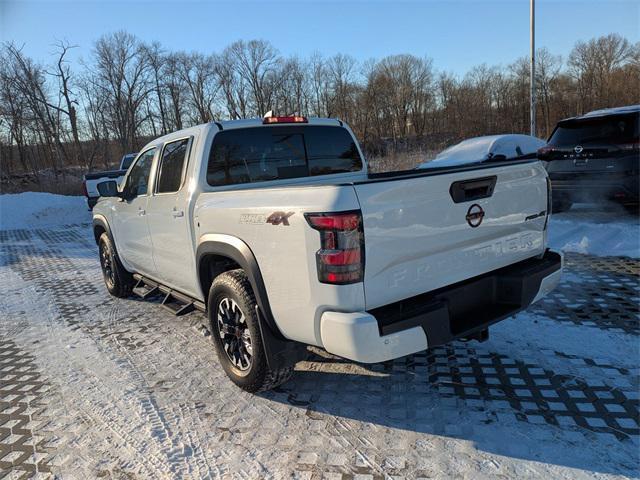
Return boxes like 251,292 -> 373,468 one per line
354,162 -> 548,309
145,137 -> 199,296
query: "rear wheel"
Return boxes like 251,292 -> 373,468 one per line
98,233 -> 134,298
208,269 -> 293,392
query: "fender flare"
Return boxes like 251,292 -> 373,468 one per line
196,234 -> 307,369
92,215 -> 114,246
196,235 -> 282,337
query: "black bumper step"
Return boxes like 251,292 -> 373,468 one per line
369,250 -> 562,348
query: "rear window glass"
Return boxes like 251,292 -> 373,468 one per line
207,126 -> 362,187
549,113 -> 639,147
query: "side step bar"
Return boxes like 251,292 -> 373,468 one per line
132,274 -> 206,316
133,277 -> 159,299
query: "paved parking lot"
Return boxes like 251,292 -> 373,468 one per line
0,216 -> 638,479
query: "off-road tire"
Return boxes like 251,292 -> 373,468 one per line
208,269 -> 293,392
98,232 -> 134,298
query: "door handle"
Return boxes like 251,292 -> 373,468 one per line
138,208 -> 146,216
172,210 -> 184,218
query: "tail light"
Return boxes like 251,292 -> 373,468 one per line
305,210 -> 365,285
537,145 -> 554,160
617,142 -> 639,152
263,116 -> 308,124
82,179 -> 88,197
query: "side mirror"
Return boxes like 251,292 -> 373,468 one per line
97,180 -> 119,197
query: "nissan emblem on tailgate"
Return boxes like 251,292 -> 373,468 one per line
466,204 -> 485,228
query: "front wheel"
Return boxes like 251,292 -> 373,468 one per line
98,233 -> 134,298
208,269 -> 293,392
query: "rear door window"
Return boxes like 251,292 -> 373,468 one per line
207,126 -> 362,187
156,138 -> 190,194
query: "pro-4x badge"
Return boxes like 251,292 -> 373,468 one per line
266,211 -> 295,226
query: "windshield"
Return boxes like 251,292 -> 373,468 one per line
417,135 -> 544,169
207,125 -> 362,187
121,154 -> 137,170
549,113 -> 639,147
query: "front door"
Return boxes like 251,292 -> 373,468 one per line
145,137 -> 199,296
112,148 -> 157,276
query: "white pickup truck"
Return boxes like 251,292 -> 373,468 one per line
92,116 -> 562,392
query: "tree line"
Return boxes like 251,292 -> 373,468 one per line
0,31 -> 638,182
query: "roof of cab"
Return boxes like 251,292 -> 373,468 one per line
217,117 -> 343,130
143,117 -> 344,150
140,117 -> 345,151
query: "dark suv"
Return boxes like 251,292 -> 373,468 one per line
538,105 -> 639,212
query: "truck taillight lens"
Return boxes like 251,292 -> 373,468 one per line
305,210 -> 365,285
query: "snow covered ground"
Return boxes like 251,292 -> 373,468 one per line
549,204 -> 640,259
0,192 -> 90,229
0,193 -> 638,479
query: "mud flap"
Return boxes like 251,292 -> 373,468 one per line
255,306 -> 308,370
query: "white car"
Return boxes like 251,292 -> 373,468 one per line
418,134 -> 546,168
92,117 -> 562,392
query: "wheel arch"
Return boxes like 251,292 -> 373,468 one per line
196,234 -> 283,340
92,215 -> 112,245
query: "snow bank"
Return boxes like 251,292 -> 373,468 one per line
548,207 -> 639,259
0,192 -> 90,230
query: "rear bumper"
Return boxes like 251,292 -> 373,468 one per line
320,250 -> 562,363
549,172 -> 639,203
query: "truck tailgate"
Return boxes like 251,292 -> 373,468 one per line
354,161 -> 548,310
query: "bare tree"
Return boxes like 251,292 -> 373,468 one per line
1,32 -> 639,190
50,40 -> 83,166
90,31 -> 153,154
535,48 -> 562,137
227,40 -> 281,116
177,52 -> 219,124
327,53 -> 357,122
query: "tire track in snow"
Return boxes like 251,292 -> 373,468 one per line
5,258 -> 181,478
43,296 -> 179,477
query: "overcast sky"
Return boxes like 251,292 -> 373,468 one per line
1,0 -> 638,75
